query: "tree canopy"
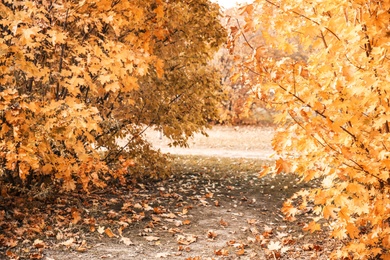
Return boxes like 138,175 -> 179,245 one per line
0,0 -> 226,192
234,0 -> 390,258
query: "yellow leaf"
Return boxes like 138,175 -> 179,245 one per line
303,221 -> 321,233
338,207 -> 350,222
105,82 -> 121,93
323,205 -> 337,220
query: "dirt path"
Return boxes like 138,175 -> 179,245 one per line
3,126 -> 336,260
143,126 -> 276,159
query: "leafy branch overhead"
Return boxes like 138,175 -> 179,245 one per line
234,0 -> 390,259
0,0 -> 226,191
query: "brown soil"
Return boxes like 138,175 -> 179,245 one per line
3,126 -> 337,260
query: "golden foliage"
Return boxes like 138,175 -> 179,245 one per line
0,0 -> 226,192
234,0 -> 390,258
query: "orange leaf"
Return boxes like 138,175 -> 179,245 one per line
71,208 -> 81,224
303,221 -> 321,233
183,219 -> 191,225
104,228 -> 116,238
155,59 -> 164,78
275,158 -> 291,174
236,248 -> 245,256
346,223 -> 359,239
215,248 -> 229,256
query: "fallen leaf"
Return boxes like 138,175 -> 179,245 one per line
61,238 -> 75,247
97,226 -> 105,234
215,248 -> 229,256
276,232 -> 288,238
76,241 -> 88,252
120,237 -> 134,246
264,249 -> 281,259
71,208 -> 81,224
219,219 -> 228,227
281,246 -> 290,254
177,234 -> 197,245
302,243 -> 315,251
226,240 -> 236,246
33,239 -> 45,249
134,203 -> 142,209
182,219 -> 191,225
247,237 -> 256,243
5,238 -> 18,248
162,212 -> 177,219
268,241 -> 282,251
152,216 -> 162,222
250,227 -> 259,235
168,228 -> 182,234
145,236 -> 160,242
205,193 -> 214,198
29,252 -> 43,259
207,230 -> 217,240
105,228 -> 116,238
6,250 -> 18,259
174,220 -> 183,226
236,248 -> 245,256
90,225 -> 96,232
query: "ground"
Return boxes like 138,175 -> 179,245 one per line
1,126 -> 337,260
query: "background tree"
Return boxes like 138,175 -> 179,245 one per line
235,0 -> 390,258
214,7 -> 281,125
0,0 -> 226,192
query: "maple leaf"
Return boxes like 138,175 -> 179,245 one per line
48,30 -> 67,45
346,223 -> 360,239
177,234 -> 197,245
21,27 -> 41,42
323,205 -> 337,219
215,248 -> 229,256
268,241 -> 282,251
303,221 -> 321,233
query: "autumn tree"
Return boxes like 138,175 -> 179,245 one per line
214,7 -> 280,125
235,0 -> 390,258
0,0 -> 226,192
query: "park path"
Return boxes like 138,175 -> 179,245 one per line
143,125 -> 276,160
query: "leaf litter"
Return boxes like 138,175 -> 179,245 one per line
1,127 -> 338,259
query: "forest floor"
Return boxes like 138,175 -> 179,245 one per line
1,126 -> 338,260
